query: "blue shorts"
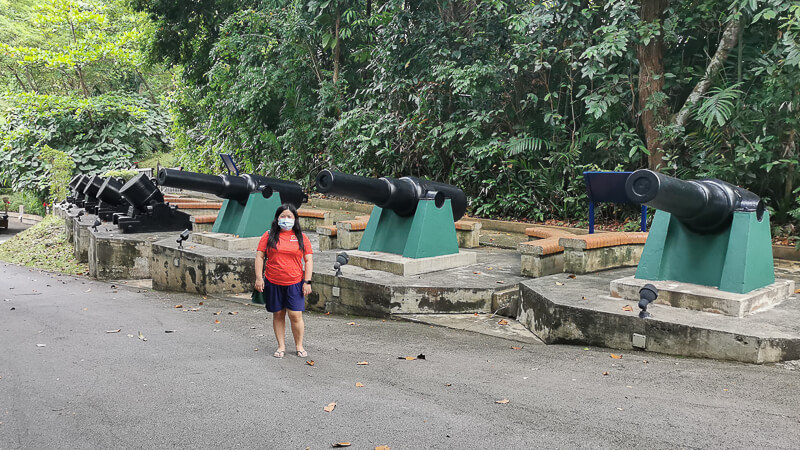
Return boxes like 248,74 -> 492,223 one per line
264,279 -> 305,313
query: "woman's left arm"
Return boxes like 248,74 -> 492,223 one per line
302,253 -> 313,296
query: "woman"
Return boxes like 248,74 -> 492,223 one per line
254,204 -> 313,358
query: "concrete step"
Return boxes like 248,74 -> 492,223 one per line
396,314 -> 544,345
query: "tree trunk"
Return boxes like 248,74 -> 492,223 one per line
332,8 -> 341,84
673,19 -> 742,128
636,0 -> 669,170
783,130 -> 797,202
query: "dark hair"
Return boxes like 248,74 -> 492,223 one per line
266,203 -> 304,252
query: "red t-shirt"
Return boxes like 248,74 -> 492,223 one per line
257,230 -> 313,285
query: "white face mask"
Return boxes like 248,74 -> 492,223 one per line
277,217 -> 294,231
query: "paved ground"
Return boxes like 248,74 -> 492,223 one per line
0,218 -> 28,244
2,263 -> 800,449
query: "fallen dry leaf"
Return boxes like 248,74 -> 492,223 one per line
164,330 -> 176,333
622,305 -> 633,312
417,354 -> 426,360
199,302 -> 204,305
555,282 -> 565,286
137,331 -> 147,341
355,382 -> 364,388
473,313 -> 479,316
602,371 -> 609,376
610,353 -> 622,359
331,443 -> 350,448
568,274 -> 577,279
106,329 -> 121,333
174,304 -> 183,308
795,289 -> 800,294
399,356 -> 416,360
228,311 -> 239,315
375,446 -> 390,450
511,346 -> 521,350
36,344 -> 46,347
306,360 -> 315,366
347,322 -> 356,325
495,399 -> 510,404
356,361 -> 369,365
214,319 -> 220,324
213,311 -> 221,315
445,383 -> 452,387
497,319 -> 509,325
323,402 -> 336,412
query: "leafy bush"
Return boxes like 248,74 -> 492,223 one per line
4,191 -> 46,216
0,92 -> 171,193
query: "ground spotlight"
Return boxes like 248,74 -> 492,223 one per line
176,229 -> 190,248
638,283 -> 658,319
334,252 -> 349,277
92,218 -> 101,232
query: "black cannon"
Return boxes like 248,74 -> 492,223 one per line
315,170 -> 467,222
81,175 -> 106,213
155,168 -> 307,207
625,169 -> 774,294
69,175 -> 91,207
95,177 -> 129,222
115,174 -> 192,233
625,169 -> 764,234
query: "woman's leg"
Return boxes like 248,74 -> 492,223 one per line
273,308 -> 287,353
287,310 -> 305,353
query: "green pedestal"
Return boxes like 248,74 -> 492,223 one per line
635,210 -> 775,294
358,199 -> 459,258
211,192 -> 282,238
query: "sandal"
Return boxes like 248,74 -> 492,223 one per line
273,350 -> 285,358
296,349 -> 308,358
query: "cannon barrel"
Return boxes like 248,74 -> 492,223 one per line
625,169 -> 764,233
68,175 -> 84,190
156,168 -> 306,208
74,175 -> 90,195
315,170 -> 467,221
120,173 -> 165,210
83,175 -> 105,198
96,177 -> 125,205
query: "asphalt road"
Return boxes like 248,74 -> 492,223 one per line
1,262 -> 799,449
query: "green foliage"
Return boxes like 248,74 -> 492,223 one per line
101,169 -> 138,181
3,190 -> 46,216
0,214 -> 88,274
151,0 -> 799,225
39,145 -> 75,203
0,92 -> 170,192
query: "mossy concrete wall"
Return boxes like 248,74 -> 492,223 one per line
150,238 -> 256,295
88,230 -> 173,280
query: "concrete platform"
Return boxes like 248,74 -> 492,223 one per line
309,247 -> 524,317
191,231 -> 261,251
610,276 -> 794,317
347,250 -> 478,276
518,268 -> 800,363
88,228 -> 175,280
150,237 -> 257,295
73,213 -> 98,263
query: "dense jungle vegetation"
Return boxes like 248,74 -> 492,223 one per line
1,0 -> 799,232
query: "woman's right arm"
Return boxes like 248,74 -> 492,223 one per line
254,250 -> 266,292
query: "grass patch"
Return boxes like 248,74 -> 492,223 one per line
0,215 -> 88,275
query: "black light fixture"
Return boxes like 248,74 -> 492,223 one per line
76,210 -> 84,221
92,218 -> 101,232
334,252 -> 349,277
176,229 -> 190,248
638,283 -> 658,319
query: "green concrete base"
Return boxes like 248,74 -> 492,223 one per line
192,231 -> 261,252
212,192 -> 281,238
636,210 -> 775,293
347,250 -> 477,276
359,200 -> 459,258
611,276 -> 795,317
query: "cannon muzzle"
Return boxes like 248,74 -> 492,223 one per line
625,169 -> 764,233
83,175 -> 105,198
120,173 -> 165,210
156,168 -> 306,208
96,177 -> 125,205
315,170 -> 467,221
